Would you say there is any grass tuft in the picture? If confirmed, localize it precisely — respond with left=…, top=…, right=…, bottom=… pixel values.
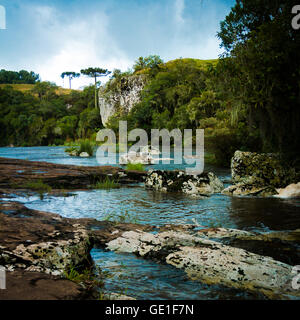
left=125, top=163, right=146, bottom=172
left=78, top=139, right=94, bottom=156
left=94, top=177, right=120, bottom=189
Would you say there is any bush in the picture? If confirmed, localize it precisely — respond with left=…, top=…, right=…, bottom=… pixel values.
left=78, top=139, right=94, bottom=156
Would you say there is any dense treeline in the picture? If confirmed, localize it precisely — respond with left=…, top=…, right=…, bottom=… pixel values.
left=0, top=69, right=40, bottom=84
left=0, top=83, right=101, bottom=146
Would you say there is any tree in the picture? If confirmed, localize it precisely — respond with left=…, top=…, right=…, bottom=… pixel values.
left=61, top=72, right=80, bottom=89
left=133, top=55, right=164, bottom=73
left=80, top=68, right=111, bottom=109
left=31, top=81, right=58, bottom=101
left=217, top=0, right=300, bottom=161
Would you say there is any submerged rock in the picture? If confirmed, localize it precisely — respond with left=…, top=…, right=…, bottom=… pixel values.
left=145, top=170, right=224, bottom=196
left=223, top=151, right=299, bottom=197
left=106, top=229, right=299, bottom=299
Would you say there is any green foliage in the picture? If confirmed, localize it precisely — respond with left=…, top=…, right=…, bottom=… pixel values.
left=78, top=139, right=95, bottom=156
left=94, top=177, right=120, bottom=189
left=133, top=55, right=164, bottom=73
left=64, top=266, right=105, bottom=291
left=0, top=78, right=101, bottom=147
left=125, top=163, right=146, bottom=172
left=0, top=69, right=40, bottom=84
left=21, top=180, right=52, bottom=192
left=217, top=0, right=300, bottom=161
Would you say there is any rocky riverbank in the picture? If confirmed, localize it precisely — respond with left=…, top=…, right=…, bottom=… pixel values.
left=0, top=157, right=146, bottom=190
left=0, top=200, right=152, bottom=300
left=1, top=198, right=299, bottom=300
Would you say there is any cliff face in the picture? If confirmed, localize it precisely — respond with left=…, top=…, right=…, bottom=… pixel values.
left=98, top=74, right=147, bottom=127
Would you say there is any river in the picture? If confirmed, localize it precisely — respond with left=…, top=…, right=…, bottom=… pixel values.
left=0, top=146, right=299, bottom=299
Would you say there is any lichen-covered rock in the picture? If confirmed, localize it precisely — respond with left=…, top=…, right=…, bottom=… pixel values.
left=99, top=75, right=147, bottom=127
left=223, top=151, right=299, bottom=197
left=145, top=170, right=224, bottom=196
left=231, top=151, right=298, bottom=187
left=106, top=229, right=299, bottom=299
left=0, top=202, right=92, bottom=276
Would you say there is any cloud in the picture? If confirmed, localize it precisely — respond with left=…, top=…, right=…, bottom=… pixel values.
left=0, top=0, right=235, bottom=89
left=174, top=0, right=185, bottom=25
left=28, top=5, right=131, bottom=89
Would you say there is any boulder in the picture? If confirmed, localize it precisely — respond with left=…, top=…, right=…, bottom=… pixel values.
left=223, top=151, right=299, bottom=196
left=79, top=152, right=90, bottom=158
left=0, top=202, right=92, bottom=276
left=145, top=170, right=224, bottom=196
left=275, top=182, right=300, bottom=199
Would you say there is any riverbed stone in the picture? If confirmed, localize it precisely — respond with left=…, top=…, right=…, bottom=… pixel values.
left=145, top=170, right=224, bottom=196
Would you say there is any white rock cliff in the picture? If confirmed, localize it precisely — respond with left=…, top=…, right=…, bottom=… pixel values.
left=98, top=74, right=147, bottom=127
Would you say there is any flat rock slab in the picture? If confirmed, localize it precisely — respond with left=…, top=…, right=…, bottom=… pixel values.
left=0, top=157, right=145, bottom=189
left=107, top=229, right=300, bottom=299
left=0, top=269, right=86, bottom=300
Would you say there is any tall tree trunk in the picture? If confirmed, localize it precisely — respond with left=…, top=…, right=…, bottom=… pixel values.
left=69, top=76, right=72, bottom=89
left=94, top=75, right=98, bottom=109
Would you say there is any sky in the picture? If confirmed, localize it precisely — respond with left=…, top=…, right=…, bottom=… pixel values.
left=0, top=0, right=236, bottom=89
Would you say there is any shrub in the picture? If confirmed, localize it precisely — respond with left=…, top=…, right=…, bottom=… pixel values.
left=125, top=163, right=146, bottom=172
left=78, top=139, right=94, bottom=156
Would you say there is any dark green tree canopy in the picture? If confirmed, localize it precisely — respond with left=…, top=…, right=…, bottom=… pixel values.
left=61, top=72, right=80, bottom=89
left=0, top=69, right=40, bottom=84
left=80, top=68, right=111, bottom=81
left=61, top=72, right=80, bottom=79
left=133, top=55, right=164, bottom=73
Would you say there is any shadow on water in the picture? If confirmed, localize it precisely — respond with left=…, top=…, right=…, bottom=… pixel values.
left=228, top=196, right=300, bottom=232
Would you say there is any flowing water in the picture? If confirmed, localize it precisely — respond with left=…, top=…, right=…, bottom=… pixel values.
left=1, top=146, right=299, bottom=300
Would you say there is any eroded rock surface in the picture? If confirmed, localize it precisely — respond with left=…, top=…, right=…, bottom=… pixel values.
left=99, top=75, right=147, bottom=127
left=145, top=170, right=224, bottom=196
left=0, top=201, right=92, bottom=276
left=106, top=228, right=300, bottom=299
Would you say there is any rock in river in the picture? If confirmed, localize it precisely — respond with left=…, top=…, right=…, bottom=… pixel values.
left=145, top=170, right=224, bottom=196
left=223, top=151, right=299, bottom=197
left=106, top=229, right=300, bottom=299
